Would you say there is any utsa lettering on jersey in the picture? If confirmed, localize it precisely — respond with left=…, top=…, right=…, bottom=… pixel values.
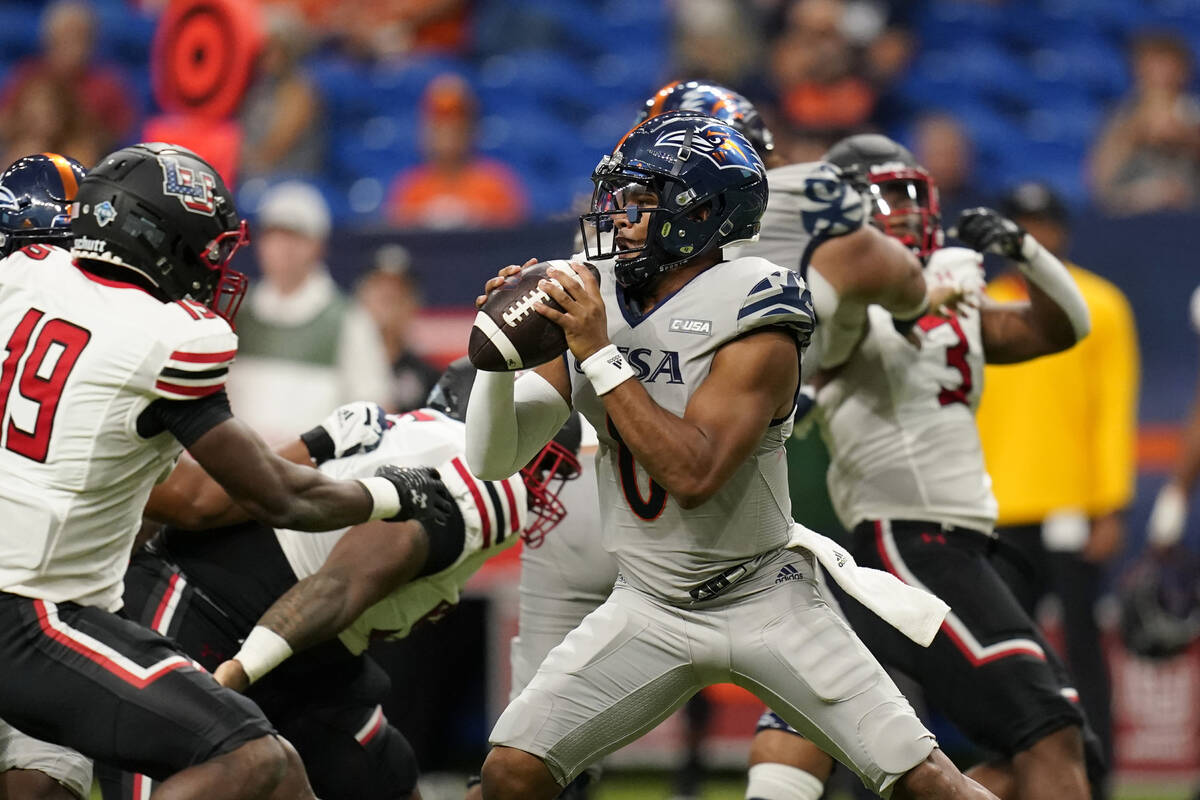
left=466, top=112, right=997, bottom=800
left=107, top=363, right=581, bottom=800
left=0, top=142, right=447, bottom=800
left=744, top=134, right=1103, bottom=800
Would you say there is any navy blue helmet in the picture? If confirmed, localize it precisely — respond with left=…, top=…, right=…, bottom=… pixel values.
left=580, top=110, right=768, bottom=290
left=637, top=80, right=774, bottom=160
left=0, top=153, right=87, bottom=257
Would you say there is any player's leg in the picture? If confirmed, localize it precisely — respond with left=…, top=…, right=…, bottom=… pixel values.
left=0, top=593, right=314, bottom=800
left=481, top=586, right=704, bottom=800
left=851, top=522, right=1093, bottom=800
left=745, top=713, right=829, bottom=800
left=0, top=718, right=92, bottom=800
left=729, top=553, right=994, bottom=799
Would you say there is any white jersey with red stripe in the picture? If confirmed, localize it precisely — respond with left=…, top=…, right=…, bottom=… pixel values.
left=816, top=247, right=997, bottom=533
left=567, top=255, right=815, bottom=604
left=274, top=409, right=528, bottom=655
left=0, top=245, right=236, bottom=610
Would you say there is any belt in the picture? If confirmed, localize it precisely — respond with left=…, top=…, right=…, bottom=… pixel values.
left=688, top=559, right=755, bottom=603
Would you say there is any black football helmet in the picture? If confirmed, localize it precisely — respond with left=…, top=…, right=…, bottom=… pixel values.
left=824, top=133, right=942, bottom=259
left=580, top=110, right=768, bottom=290
left=636, top=80, right=774, bottom=160
left=0, top=153, right=87, bottom=257
left=69, top=143, right=249, bottom=324
left=425, top=356, right=582, bottom=547
left=1119, top=548, right=1200, bottom=659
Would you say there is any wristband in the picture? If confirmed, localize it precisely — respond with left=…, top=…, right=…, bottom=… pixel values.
left=299, top=426, right=335, bottom=464
left=234, top=626, right=293, bottom=684
left=580, top=344, right=635, bottom=396
left=359, top=476, right=402, bottom=521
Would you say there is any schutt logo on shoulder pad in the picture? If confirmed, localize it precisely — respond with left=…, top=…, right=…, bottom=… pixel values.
left=669, top=318, right=712, bottom=336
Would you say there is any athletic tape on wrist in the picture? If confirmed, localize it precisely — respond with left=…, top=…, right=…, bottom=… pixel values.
left=359, top=476, right=402, bottom=520
left=581, top=344, right=635, bottom=396
left=235, top=626, right=293, bottom=684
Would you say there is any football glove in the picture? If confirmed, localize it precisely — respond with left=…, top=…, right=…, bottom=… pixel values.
left=301, top=401, right=393, bottom=465
left=374, top=465, right=457, bottom=527
left=951, top=207, right=1028, bottom=261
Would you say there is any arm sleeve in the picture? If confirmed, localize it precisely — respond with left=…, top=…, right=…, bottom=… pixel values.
left=1086, top=283, right=1139, bottom=514
left=464, top=370, right=571, bottom=480
left=336, top=306, right=393, bottom=408
left=137, top=390, right=234, bottom=448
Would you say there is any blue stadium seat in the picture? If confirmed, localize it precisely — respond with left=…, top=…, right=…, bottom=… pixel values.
left=0, top=7, right=41, bottom=62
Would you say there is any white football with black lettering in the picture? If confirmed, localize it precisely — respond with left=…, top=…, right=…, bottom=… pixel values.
left=468, top=260, right=601, bottom=372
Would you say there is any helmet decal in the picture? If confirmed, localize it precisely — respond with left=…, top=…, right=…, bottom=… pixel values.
left=158, top=155, right=217, bottom=216
left=653, top=123, right=762, bottom=175
left=0, top=186, right=16, bottom=212
left=93, top=200, right=117, bottom=228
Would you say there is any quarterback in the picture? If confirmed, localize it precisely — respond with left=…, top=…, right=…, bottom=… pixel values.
left=466, top=112, right=996, bottom=800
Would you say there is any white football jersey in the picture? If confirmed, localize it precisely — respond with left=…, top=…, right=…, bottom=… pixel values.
left=274, top=409, right=528, bottom=655
left=728, top=161, right=869, bottom=378
left=567, top=256, right=814, bottom=604
left=0, top=246, right=236, bottom=610
left=815, top=247, right=997, bottom=532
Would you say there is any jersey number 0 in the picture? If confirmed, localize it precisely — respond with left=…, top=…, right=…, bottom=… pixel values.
left=606, top=416, right=669, bottom=520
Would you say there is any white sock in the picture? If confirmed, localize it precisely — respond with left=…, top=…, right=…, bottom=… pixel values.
left=746, top=762, right=825, bottom=800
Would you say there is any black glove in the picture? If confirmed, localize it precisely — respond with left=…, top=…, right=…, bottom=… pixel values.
left=952, top=207, right=1028, bottom=261
left=374, top=465, right=454, bottom=524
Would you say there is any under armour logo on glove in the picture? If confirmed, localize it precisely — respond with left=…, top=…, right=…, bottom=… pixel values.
left=301, top=401, right=394, bottom=465
left=375, top=465, right=455, bottom=525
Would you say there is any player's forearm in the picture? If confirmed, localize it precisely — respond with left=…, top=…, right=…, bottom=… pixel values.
left=234, top=457, right=375, bottom=531
left=255, top=571, right=359, bottom=653
left=465, top=370, right=569, bottom=479
left=600, top=380, right=722, bottom=508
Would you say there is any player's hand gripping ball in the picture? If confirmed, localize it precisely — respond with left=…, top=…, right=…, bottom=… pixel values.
left=470, top=259, right=601, bottom=371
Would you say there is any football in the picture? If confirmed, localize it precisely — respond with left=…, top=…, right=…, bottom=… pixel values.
left=468, top=260, right=601, bottom=371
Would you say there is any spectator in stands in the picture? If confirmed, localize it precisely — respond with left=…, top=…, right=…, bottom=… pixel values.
left=386, top=74, right=529, bottom=229
left=911, top=111, right=984, bottom=218
left=976, top=182, right=1140, bottom=787
left=672, top=0, right=762, bottom=90
left=1089, top=31, right=1200, bottom=215
left=226, top=181, right=392, bottom=443
left=264, top=0, right=468, bottom=61
left=238, top=7, right=323, bottom=180
left=355, top=244, right=440, bottom=411
left=0, top=0, right=135, bottom=167
left=768, top=0, right=879, bottom=137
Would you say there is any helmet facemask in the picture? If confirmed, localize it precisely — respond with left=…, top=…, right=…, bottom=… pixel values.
left=195, top=219, right=250, bottom=325
left=864, top=166, right=942, bottom=260
left=519, top=439, right=582, bottom=548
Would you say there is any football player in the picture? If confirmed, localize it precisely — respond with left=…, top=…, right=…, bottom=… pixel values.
left=0, top=142, right=452, bottom=800
left=738, top=135, right=1101, bottom=800
left=467, top=112, right=997, bottom=800
left=475, top=82, right=960, bottom=800
left=102, top=360, right=581, bottom=800
left=0, top=152, right=92, bottom=800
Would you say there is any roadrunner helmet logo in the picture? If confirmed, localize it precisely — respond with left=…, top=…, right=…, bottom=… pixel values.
left=653, top=123, right=762, bottom=175
left=158, top=155, right=217, bottom=216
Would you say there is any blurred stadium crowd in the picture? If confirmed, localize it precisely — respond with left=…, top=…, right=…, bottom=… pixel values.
left=6, top=0, right=1200, bottom=224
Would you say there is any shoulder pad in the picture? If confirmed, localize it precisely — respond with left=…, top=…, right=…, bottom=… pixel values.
left=735, top=268, right=815, bottom=349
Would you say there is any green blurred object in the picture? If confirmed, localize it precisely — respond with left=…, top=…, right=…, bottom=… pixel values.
left=786, top=427, right=848, bottom=546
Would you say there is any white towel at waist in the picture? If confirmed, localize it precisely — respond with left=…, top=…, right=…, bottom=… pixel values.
left=786, top=522, right=949, bottom=647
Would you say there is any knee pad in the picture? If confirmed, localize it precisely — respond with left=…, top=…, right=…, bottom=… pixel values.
left=364, top=723, right=420, bottom=798
left=857, top=702, right=936, bottom=781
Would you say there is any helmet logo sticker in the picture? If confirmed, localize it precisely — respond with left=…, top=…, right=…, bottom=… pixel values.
left=653, top=123, right=761, bottom=174
left=0, top=186, right=17, bottom=212
left=93, top=200, right=117, bottom=227
left=158, top=155, right=217, bottom=216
